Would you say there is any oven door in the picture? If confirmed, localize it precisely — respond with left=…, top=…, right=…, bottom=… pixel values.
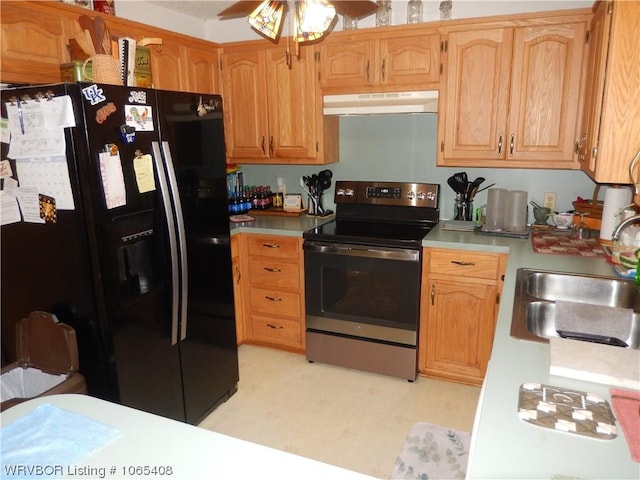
left=303, top=241, right=421, bottom=346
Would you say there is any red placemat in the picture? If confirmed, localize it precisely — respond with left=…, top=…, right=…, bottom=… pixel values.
left=531, top=231, right=605, bottom=256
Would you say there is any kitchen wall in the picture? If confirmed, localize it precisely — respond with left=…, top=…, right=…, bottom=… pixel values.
left=237, top=114, right=597, bottom=221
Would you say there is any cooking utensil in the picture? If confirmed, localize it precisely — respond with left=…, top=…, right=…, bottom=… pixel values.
left=447, top=176, right=463, bottom=194
left=93, top=16, right=106, bottom=54
left=79, top=15, right=100, bottom=55
left=74, top=31, right=94, bottom=57
left=466, top=176, right=485, bottom=201
left=84, top=30, right=97, bottom=56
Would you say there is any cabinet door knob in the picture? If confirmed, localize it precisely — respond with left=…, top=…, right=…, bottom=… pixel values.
left=269, top=135, right=274, bottom=155
left=366, top=60, right=370, bottom=82
left=261, top=136, right=266, bottom=155
left=381, top=59, right=386, bottom=81
left=430, top=284, right=436, bottom=305
left=497, top=133, right=503, bottom=155
left=509, top=134, right=515, bottom=156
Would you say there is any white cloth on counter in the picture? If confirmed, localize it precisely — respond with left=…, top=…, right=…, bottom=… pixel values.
left=1, top=403, right=120, bottom=479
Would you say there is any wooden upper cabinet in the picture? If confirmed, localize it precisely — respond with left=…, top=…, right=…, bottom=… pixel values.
left=221, top=47, right=269, bottom=159
left=0, top=2, right=75, bottom=84
left=439, top=18, right=588, bottom=169
left=265, top=46, right=317, bottom=160
left=579, top=1, right=640, bottom=185
left=440, top=28, right=512, bottom=162
left=319, top=29, right=441, bottom=93
left=148, top=41, right=186, bottom=91
left=187, top=47, right=219, bottom=95
left=508, top=23, right=586, bottom=164
left=221, top=42, right=337, bottom=164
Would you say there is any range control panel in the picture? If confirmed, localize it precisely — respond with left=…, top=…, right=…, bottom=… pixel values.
left=334, top=181, right=439, bottom=208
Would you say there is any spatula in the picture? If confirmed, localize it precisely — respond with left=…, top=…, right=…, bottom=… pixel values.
left=93, top=16, right=106, bottom=54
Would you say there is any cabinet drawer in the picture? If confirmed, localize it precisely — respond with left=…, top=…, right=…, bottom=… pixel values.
left=250, top=314, right=302, bottom=347
left=248, top=259, right=300, bottom=290
left=246, top=235, right=299, bottom=260
left=429, top=249, right=500, bottom=280
left=250, top=287, right=301, bottom=318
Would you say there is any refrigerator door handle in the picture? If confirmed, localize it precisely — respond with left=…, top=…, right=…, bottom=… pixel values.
left=160, top=141, right=189, bottom=342
left=151, top=141, right=180, bottom=346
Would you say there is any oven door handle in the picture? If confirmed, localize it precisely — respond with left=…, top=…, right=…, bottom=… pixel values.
left=303, top=241, right=419, bottom=261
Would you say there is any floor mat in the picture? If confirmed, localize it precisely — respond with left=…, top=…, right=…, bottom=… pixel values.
left=389, top=422, right=470, bottom=479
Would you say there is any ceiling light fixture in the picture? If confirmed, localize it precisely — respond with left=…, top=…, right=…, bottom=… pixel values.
left=247, top=0, right=338, bottom=43
left=248, top=0, right=286, bottom=40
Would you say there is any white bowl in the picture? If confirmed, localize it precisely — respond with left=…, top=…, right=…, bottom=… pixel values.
left=552, top=212, right=574, bottom=229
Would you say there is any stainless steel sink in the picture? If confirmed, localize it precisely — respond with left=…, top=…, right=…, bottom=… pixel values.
left=510, top=268, right=640, bottom=349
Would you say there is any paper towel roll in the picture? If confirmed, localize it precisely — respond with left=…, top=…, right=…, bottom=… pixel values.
left=600, top=186, right=633, bottom=241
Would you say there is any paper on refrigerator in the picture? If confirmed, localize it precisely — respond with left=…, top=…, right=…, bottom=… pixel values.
left=99, top=151, right=127, bottom=209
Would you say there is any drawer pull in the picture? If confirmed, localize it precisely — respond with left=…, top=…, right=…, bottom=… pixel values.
left=450, top=260, right=475, bottom=266
left=267, top=323, right=283, bottom=329
left=264, top=266, right=282, bottom=273
left=431, top=284, right=435, bottom=305
left=262, top=243, right=280, bottom=249
left=265, top=295, right=282, bottom=302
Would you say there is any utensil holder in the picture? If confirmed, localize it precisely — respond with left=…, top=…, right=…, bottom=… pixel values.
left=308, top=194, right=323, bottom=216
left=454, top=193, right=473, bottom=221
left=83, top=54, right=123, bottom=85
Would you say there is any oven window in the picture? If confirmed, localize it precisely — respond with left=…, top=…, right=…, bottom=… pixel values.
left=306, top=251, right=421, bottom=331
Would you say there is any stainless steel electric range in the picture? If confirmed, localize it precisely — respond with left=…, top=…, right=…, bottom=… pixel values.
left=303, top=181, right=440, bottom=381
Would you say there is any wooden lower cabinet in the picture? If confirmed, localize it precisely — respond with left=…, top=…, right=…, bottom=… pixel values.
left=419, top=248, right=507, bottom=386
left=238, top=233, right=305, bottom=351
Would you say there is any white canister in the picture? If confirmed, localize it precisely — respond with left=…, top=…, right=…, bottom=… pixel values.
left=485, top=188, right=508, bottom=231
left=504, top=190, right=528, bottom=232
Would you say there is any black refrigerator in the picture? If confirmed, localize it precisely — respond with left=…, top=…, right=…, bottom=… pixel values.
left=0, top=83, right=239, bottom=424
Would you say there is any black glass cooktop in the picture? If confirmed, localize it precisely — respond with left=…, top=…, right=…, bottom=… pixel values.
left=303, top=219, right=435, bottom=249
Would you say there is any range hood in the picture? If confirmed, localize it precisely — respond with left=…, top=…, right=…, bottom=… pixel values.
left=323, top=90, right=438, bottom=115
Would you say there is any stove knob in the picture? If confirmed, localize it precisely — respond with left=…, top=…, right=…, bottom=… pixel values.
left=344, top=188, right=355, bottom=197
left=336, top=188, right=345, bottom=196
left=416, top=191, right=426, bottom=200
left=426, top=191, right=436, bottom=201
left=406, top=191, right=416, bottom=200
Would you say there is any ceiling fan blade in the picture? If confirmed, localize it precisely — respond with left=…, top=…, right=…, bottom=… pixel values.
left=332, top=1, right=378, bottom=19
left=217, top=1, right=265, bottom=19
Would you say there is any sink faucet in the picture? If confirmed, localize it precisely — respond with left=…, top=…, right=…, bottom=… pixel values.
left=611, top=214, right=640, bottom=242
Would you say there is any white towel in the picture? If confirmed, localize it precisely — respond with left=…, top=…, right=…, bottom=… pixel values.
left=555, top=300, right=633, bottom=344
left=1, top=403, right=120, bottom=479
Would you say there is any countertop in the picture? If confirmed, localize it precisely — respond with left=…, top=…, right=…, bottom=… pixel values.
left=230, top=215, right=639, bottom=478
left=426, top=227, right=637, bottom=479
left=0, top=394, right=376, bottom=480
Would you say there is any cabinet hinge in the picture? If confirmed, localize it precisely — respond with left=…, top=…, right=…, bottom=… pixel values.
left=585, top=30, right=590, bottom=44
